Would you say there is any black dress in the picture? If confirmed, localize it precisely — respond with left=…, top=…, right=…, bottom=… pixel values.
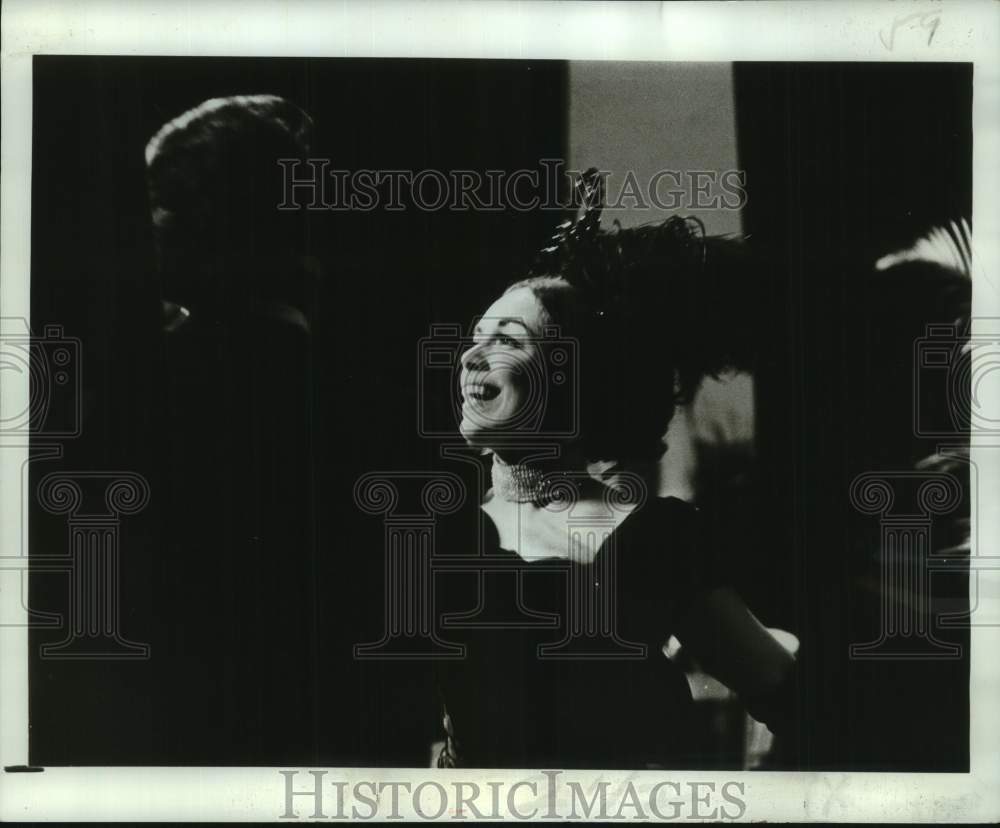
left=432, top=487, right=719, bottom=769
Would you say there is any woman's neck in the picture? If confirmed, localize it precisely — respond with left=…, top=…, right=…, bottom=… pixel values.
left=488, top=447, right=591, bottom=505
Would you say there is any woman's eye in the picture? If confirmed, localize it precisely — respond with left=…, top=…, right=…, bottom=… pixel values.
left=470, top=330, right=521, bottom=348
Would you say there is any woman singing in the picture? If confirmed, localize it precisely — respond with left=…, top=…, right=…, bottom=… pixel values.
left=431, top=170, right=797, bottom=769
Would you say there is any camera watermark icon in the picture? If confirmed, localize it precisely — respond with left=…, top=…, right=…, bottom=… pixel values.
left=0, top=320, right=82, bottom=438
left=416, top=322, right=579, bottom=443
left=914, top=318, right=1000, bottom=437
left=31, top=471, right=151, bottom=659
left=848, top=470, right=964, bottom=660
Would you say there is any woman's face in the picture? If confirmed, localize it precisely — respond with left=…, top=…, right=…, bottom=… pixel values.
left=458, top=287, right=548, bottom=446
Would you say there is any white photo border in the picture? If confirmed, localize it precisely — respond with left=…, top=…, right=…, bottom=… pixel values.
left=2, top=0, right=998, bottom=822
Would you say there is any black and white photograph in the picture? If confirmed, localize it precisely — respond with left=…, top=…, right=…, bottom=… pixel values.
left=1, top=0, right=998, bottom=822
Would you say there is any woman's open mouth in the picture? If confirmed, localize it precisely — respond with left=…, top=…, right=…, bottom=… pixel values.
left=463, top=382, right=501, bottom=403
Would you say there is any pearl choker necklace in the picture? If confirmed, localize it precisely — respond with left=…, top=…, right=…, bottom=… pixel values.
left=490, top=453, right=557, bottom=504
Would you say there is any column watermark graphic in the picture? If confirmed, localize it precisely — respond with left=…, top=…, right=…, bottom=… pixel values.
left=355, top=465, right=652, bottom=662
left=849, top=470, right=963, bottom=659
left=35, top=472, right=151, bottom=659
left=353, top=471, right=467, bottom=659
left=537, top=472, right=648, bottom=660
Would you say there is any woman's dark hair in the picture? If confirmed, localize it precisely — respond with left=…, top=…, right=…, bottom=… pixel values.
left=508, top=204, right=758, bottom=467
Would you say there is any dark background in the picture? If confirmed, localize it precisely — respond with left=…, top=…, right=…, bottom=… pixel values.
left=734, top=62, right=972, bottom=770
left=29, top=58, right=970, bottom=769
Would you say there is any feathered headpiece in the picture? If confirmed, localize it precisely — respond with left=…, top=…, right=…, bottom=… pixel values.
left=532, top=167, right=607, bottom=290
left=529, top=167, right=709, bottom=326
